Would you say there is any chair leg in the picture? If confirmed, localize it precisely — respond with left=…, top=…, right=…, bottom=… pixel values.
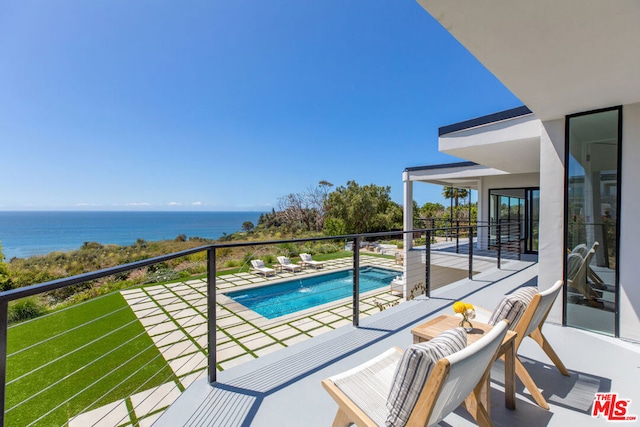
left=463, top=392, right=493, bottom=427
left=515, top=357, right=549, bottom=410
left=529, top=328, right=570, bottom=376
left=331, top=408, right=353, bottom=427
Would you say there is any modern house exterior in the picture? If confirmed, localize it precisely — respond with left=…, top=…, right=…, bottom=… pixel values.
left=403, top=0, right=640, bottom=342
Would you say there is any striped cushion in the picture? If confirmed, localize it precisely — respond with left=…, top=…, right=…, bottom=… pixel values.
left=386, top=328, right=467, bottom=427
left=488, top=286, right=537, bottom=328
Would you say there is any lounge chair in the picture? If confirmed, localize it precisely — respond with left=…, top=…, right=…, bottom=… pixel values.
left=299, top=253, right=324, bottom=269
left=322, top=321, right=509, bottom=427
left=277, top=256, right=302, bottom=273
left=475, top=280, right=569, bottom=410
left=390, top=274, right=405, bottom=296
left=250, top=259, right=276, bottom=277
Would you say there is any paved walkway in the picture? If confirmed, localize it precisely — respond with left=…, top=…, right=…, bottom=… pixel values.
left=68, top=253, right=492, bottom=426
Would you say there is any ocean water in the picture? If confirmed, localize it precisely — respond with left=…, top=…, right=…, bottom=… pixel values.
left=0, top=211, right=264, bottom=259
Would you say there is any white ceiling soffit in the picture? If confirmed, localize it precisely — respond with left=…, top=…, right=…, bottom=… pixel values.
left=439, top=114, right=541, bottom=173
left=417, top=0, right=640, bottom=121
left=405, top=164, right=507, bottom=189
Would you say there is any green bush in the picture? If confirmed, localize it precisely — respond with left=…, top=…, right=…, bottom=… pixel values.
left=8, top=296, right=46, bottom=323
left=224, top=259, right=241, bottom=268
left=276, top=243, right=299, bottom=257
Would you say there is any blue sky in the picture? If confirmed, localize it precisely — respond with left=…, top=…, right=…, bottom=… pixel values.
left=0, top=1, right=522, bottom=211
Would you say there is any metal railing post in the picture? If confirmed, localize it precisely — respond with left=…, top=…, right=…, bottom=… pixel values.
left=353, top=237, right=360, bottom=327
left=468, top=226, right=474, bottom=280
left=207, top=247, right=217, bottom=384
left=455, top=220, right=460, bottom=253
left=497, top=223, right=502, bottom=269
left=0, top=300, right=7, bottom=427
left=425, top=230, right=431, bottom=298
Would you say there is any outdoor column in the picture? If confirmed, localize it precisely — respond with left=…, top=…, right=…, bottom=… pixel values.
left=403, top=173, right=414, bottom=298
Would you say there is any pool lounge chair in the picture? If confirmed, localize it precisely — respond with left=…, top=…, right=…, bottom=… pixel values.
left=250, top=259, right=276, bottom=277
left=277, top=256, right=302, bottom=273
left=322, top=321, right=509, bottom=427
left=299, top=253, right=324, bottom=269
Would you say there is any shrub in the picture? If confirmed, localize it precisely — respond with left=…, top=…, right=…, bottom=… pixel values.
left=224, top=260, right=241, bottom=268
left=8, top=296, right=46, bottom=323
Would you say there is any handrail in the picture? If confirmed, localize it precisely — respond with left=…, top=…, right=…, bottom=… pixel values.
left=0, top=222, right=523, bottom=426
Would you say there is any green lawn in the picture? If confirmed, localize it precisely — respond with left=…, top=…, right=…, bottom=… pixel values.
left=5, top=292, right=177, bottom=426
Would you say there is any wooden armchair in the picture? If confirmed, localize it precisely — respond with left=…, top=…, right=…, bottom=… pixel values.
left=322, top=321, right=509, bottom=427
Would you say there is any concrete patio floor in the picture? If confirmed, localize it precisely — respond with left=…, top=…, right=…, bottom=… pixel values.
left=155, top=260, right=640, bottom=426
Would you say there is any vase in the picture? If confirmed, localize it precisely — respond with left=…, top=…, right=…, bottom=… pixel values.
left=459, top=314, right=473, bottom=332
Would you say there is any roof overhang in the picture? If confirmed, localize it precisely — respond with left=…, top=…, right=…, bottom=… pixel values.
left=417, top=0, right=640, bottom=120
left=439, top=112, right=541, bottom=174
left=404, top=162, right=508, bottom=190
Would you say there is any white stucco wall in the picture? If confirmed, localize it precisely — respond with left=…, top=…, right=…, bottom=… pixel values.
left=619, top=102, right=640, bottom=341
left=537, top=119, right=565, bottom=324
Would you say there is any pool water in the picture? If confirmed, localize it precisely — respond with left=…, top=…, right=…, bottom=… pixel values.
left=224, top=266, right=399, bottom=319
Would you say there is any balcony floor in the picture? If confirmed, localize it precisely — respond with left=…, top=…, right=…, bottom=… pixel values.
left=155, top=261, right=640, bottom=426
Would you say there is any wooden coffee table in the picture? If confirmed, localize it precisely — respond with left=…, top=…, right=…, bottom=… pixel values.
left=411, top=314, right=517, bottom=412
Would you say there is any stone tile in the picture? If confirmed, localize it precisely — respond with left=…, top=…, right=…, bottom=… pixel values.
left=216, top=315, right=244, bottom=328
left=195, top=334, right=208, bottom=348
left=237, top=333, right=276, bottom=350
left=133, top=308, right=163, bottom=318
left=329, top=318, right=353, bottom=329
left=138, top=313, right=170, bottom=327
left=289, top=318, right=323, bottom=332
left=138, top=412, right=162, bottom=427
left=68, top=399, right=130, bottom=427
left=219, top=353, right=255, bottom=371
left=152, top=329, right=188, bottom=347
left=310, top=312, right=343, bottom=324
left=307, top=326, right=334, bottom=337
left=183, top=293, right=205, bottom=302
left=216, top=341, right=247, bottom=361
left=146, top=321, right=178, bottom=336
left=172, top=308, right=200, bottom=320
left=131, top=382, right=182, bottom=418
left=168, top=352, right=207, bottom=377
left=165, top=301, right=189, bottom=312
left=282, top=334, right=311, bottom=347
left=160, top=339, right=198, bottom=361
left=254, top=343, right=286, bottom=357
left=132, top=301, right=160, bottom=311
left=145, top=286, right=169, bottom=295
left=265, top=325, right=299, bottom=341
left=185, top=323, right=208, bottom=337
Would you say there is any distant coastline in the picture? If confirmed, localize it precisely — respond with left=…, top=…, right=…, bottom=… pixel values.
left=0, top=211, right=264, bottom=259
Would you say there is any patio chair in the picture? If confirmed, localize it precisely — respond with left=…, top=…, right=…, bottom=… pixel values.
left=277, top=256, right=302, bottom=273
left=567, top=250, right=604, bottom=306
left=250, top=259, right=276, bottom=277
left=479, top=280, right=569, bottom=410
left=299, top=253, right=324, bottom=269
left=571, top=242, right=605, bottom=289
left=322, top=321, right=509, bottom=427
left=390, top=274, right=405, bottom=296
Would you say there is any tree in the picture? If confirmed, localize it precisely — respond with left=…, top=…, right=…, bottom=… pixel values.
left=0, top=244, right=13, bottom=291
left=324, top=181, right=402, bottom=235
left=277, top=181, right=333, bottom=232
left=242, top=221, right=255, bottom=232
left=442, top=187, right=469, bottom=219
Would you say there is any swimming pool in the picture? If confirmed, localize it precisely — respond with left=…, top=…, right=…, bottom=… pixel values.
left=224, top=266, right=399, bottom=319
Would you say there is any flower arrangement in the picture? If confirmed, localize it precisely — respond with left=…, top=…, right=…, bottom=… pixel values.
left=453, top=301, right=476, bottom=331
